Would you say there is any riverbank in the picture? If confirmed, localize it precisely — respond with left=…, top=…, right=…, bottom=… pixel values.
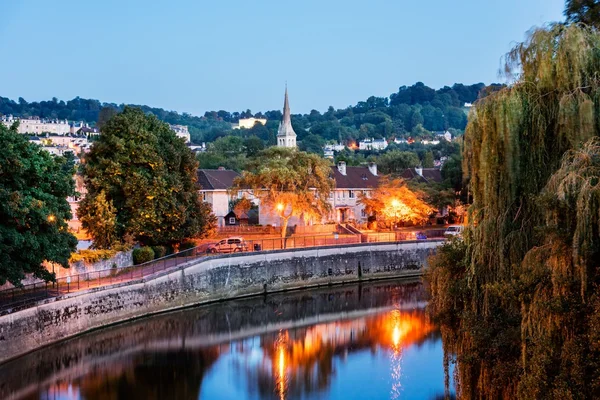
left=0, top=240, right=442, bottom=364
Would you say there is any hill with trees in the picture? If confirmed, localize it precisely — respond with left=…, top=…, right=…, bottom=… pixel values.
left=0, top=82, right=501, bottom=145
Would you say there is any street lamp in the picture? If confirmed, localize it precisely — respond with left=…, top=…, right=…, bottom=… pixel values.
left=47, top=214, right=56, bottom=223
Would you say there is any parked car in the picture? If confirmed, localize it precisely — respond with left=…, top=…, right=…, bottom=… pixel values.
left=415, top=232, right=428, bottom=240
left=444, top=225, right=464, bottom=237
left=206, top=237, right=249, bottom=253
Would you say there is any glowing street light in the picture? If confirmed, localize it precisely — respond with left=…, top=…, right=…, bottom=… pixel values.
left=47, top=214, right=56, bottom=223
left=276, top=203, right=284, bottom=212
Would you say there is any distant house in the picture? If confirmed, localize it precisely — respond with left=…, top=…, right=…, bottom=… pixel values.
left=359, top=138, right=388, bottom=151
left=197, top=168, right=241, bottom=227
left=400, top=167, right=443, bottom=184
left=169, top=124, right=191, bottom=143
left=2, top=115, right=70, bottom=135
left=232, top=117, right=267, bottom=130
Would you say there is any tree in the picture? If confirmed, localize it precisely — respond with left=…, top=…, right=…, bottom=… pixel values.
left=422, top=151, right=434, bottom=168
left=77, top=190, right=118, bottom=249
left=565, top=0, right=600, bottom=27
left=244, top=136, right=264, bottom=157
left=233, top=148, right=333, bottom=240
left=359, top=177, right=434, bottom=229
left=0, top=124, right=77, bottom=285
left=299, top=134, right=325, bottom=154
left=97, top=106, right=118, bottom=131
left=79, top=107, right=216, bottom=247
left=377, top=150, right=420, bottom=175
left=427, top=24, right=600, bottom=397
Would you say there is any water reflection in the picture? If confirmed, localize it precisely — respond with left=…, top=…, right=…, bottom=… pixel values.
left=2, top=280, right=452, bottom=400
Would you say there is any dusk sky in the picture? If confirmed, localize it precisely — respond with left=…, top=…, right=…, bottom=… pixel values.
left=0, top=0, right=565, bottom=115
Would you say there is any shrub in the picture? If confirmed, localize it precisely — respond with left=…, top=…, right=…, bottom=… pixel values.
left=152, top=245, right=167, bottom=259
left=70, top=249, right=117, bottom=264
left=179, top=241, right=196, bottom=251
left=133, top=247, right=155, bottom=265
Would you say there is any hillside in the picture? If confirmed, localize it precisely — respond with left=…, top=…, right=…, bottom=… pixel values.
left=0, top=82, right=502, bottom=145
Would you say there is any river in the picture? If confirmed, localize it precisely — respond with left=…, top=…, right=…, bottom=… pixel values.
left=0, top=279, right=454, bottom=400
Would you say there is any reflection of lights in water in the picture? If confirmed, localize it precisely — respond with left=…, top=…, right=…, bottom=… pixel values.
left=275, top=331, right=288, bottom=400
left=390, top=310, right=404, bottom=399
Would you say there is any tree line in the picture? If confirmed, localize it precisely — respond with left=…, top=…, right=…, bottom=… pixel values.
left=0, top=82, right=501, bottom=146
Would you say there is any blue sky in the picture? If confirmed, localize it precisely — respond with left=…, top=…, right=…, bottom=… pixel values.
left=0, top=0, right=564, bottom=115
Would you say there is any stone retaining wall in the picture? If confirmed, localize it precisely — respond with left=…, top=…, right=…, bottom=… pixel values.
left=0, top=240, right=442, bottom=364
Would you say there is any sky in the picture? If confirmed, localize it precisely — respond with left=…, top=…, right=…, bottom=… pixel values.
left=0, top=0, right=565, bottom=115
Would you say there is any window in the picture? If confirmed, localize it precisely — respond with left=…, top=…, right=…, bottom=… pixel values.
left=229, top=217, right=236, bottom=224
left=349, top=190, right=355, bottom=199
left=201, top=191, right=207, bottom=201
left=228, top=238, right=241, bottom=244
left=361, top=209, right=367, bottom=218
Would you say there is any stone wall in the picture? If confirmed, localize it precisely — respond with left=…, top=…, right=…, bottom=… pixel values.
left=0, top=240, right=442, bottom=364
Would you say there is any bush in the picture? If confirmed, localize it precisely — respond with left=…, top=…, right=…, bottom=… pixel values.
left=179, top=241, right=196, bottom=251
left=70, top=249, right=117, bottom=263
left=133, top=247, right=155, bottom=265
left=152, top=246, right=167, bottom=259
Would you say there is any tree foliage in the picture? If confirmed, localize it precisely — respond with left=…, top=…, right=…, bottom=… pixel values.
left=0, top=124, right=77, bottom=285
left=359, top=177, right=434, bottom=228
left=427, top=24, right=600, bottom=398
left=565, top=0, right=600, bottom=27
left=79, top=107, right=216, bottom=247
left=233, top=148, right=333, bottom=238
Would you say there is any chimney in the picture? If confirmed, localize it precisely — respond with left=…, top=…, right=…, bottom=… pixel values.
left=368, top=162, right=377, bottom=176
left=415, top=166, right=423, bottom=177
left=337, top=161, right=347, bottom=176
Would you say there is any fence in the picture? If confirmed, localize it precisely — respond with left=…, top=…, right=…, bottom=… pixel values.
left=0, top=231, right=445, bottom=315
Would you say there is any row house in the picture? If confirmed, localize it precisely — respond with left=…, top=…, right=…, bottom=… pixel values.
left=198, top=162, right=380, bottom=228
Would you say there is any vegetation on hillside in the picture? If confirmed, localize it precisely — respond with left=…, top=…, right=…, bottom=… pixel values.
left=427, top=23, right=600, bottom=398
left=0, top=124, right=77, bottom=285
left=0, top=82, right=499, bottom=145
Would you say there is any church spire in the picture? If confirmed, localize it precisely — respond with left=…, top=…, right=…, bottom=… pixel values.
left=282, top=84, right=291, bottom=126
left=277, top=84, right=297, bottom=148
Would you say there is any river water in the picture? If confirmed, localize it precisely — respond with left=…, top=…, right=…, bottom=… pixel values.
left=0, top=279, right=454, bottom=400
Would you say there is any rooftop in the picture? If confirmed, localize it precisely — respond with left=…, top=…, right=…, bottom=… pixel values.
left=197, top=168, right=240, bottom=190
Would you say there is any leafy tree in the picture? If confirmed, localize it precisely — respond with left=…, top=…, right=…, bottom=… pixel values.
left=78, top=190, right=118, bottom=249
left=244, top=136, right=264, bottom=157
left=428, top=24, right=600, bottom=397
left=97, top=106, right=118, bottom=131
left=299, top=134, right=325, bottom=154
left=0, top=124, right=77, bottom=285
left=358, top=177, right=434, bottom=229
left=422, top=151, right=434, bottom=168
left=79, top=107, right=216, bottom=247
left=565, top=0, right=600, bottom=27
left=233, top=148, right=333, bottom=239
left=377, top=150, right=420, bottom=175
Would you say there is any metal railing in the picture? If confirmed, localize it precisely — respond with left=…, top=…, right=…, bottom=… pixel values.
left=0, top=230, right=444, bottom=315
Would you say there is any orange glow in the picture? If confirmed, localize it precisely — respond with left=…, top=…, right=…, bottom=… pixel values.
left=47, top=214, right=56, bottom=223
left=276, top=203, right=284, bottom=212
left=267, top=310, right=434, bottom=397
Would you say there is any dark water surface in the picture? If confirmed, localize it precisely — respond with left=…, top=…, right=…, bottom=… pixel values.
left=0, top=279, right=454, bottom=400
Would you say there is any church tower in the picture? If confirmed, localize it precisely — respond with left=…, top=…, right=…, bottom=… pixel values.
left=277, top=86, right=297, bottom=148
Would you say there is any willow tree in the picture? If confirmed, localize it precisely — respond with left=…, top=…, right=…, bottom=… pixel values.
left=233, top=147, right=333, bottom=239
left=428, top=24, right=600, bottom=399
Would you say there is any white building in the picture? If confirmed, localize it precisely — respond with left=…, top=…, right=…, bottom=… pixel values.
left=169, top=124, right=191, bottom=143
left=277, top=86, right=297, bottom=148
left=358, top=138, right=388, bottom=151
left=2, top=115, right=70, bottom=135
left=233, top=117, right=267, bottom=130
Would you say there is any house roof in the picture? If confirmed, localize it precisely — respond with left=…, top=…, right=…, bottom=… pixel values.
left=400, top=168, right=443, bottom=184
left=331, top=166, right=380, bottom=189
left=197, top=169, right=240, bottom=190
